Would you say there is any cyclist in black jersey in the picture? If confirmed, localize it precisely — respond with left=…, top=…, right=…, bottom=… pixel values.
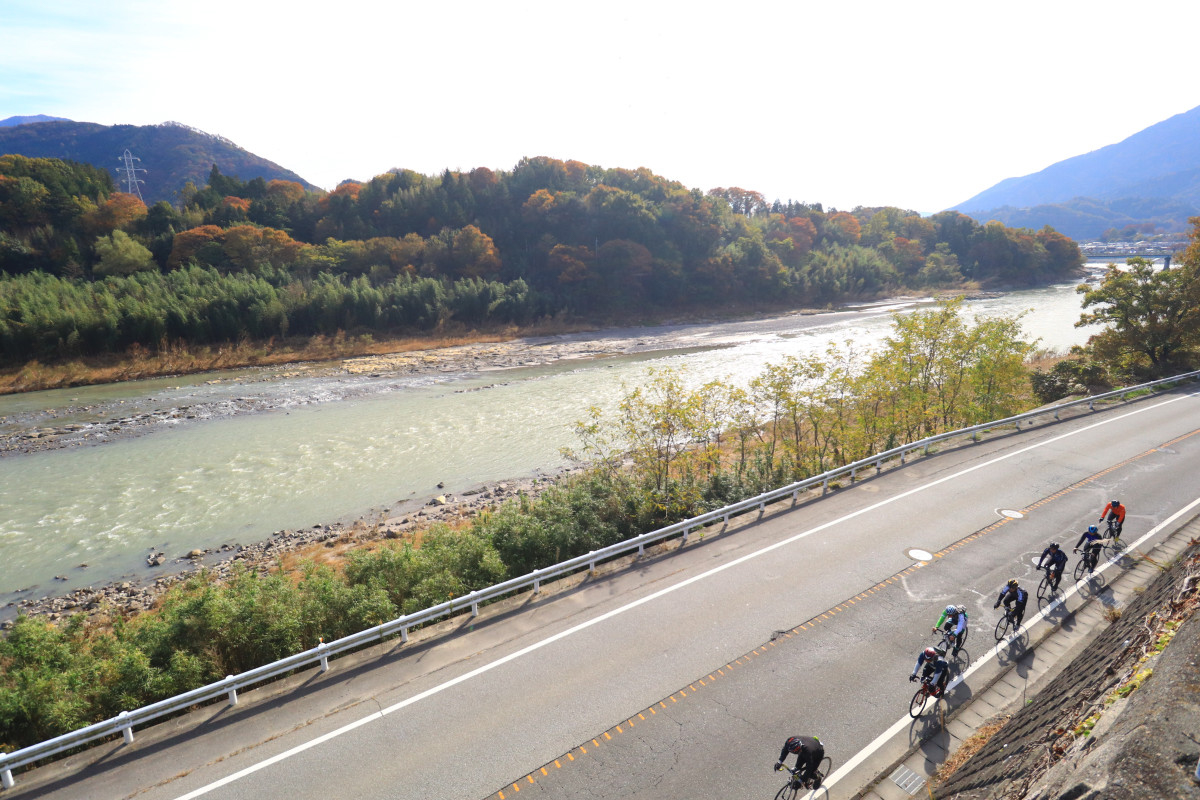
left=774, top=735, right=825, bottom=789
left=1036, top=543, right=1068, bottom=590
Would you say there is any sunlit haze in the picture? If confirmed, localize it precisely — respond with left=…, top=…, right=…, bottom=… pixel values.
left=3, top=0, right=1197, bottom=212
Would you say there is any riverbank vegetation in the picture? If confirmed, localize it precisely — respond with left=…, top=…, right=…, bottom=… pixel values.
left=1029, top=216, right=1200, bottom=402
left=0, top=155, right=1083, bottom=391
left=0, top=299, right=1043, bottom=751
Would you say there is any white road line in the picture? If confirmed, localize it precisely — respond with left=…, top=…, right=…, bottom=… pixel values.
left=820, top=491, right=1200, bottom=792
left=172, top=393, right=1196, bottom=799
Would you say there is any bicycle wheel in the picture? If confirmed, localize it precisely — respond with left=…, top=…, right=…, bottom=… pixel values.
left=910, top=685, right=929, bottom=717
left=994, top=612, right=1011, bottom=641
left=1036, top=573, right=1050, bottom=600
left=1073, top=557, right=1088, bottom=581
left=774, top=780, right=799, bottom=800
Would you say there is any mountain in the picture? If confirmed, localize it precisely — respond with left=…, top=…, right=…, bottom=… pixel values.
left=0, top=114, right=72, bottom=127
left=951, top=105, right=1200, bottom=240
left=0, top=119, right=320, bottom=204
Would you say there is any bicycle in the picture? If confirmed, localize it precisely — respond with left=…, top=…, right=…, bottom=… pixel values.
left=773, top=757, right=832, bottom=799
left=1036, top=565, right=1062, bottom=600
left=909, top=672, right=945, bottom=718
left=1103, top=519, right=1124, bottom=554
left=933, top=625, right=966, bottom=657
left=994, top=604, right=1022, bottom=641
left=1074, top=544, right=1100, bottom=579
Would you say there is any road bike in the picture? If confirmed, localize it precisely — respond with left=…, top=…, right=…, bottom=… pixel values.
left=909, top=673, right=945, bottom=718
left=994, top=603, right=1023, bottom=641
left=1074, top=545, right=1100, bottom=579
left=773, top=757, right=832, bottom=799
left=1105, top=519, right=1125, bottom=552
left=933, top=625, right=966, bottom=657
left=1036, top=565, right=1062, bottom=600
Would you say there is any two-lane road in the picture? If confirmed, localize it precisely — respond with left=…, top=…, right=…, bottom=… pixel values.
left=16, top=386, right=1200, bottom=800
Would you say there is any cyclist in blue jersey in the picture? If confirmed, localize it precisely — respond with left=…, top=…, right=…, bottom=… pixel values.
left=1036, top=542, right=1068, bottom=591
left=909, top=646, right=950, bottom=696
left=931, top=604, right=968, bottom=656
left=993, top=579, right=1029, bottom=627
left=1075, top=525, right=1104, bottom=570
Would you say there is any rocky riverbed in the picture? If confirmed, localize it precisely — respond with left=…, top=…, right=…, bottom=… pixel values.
left=1, top=471, right=572, bottom=626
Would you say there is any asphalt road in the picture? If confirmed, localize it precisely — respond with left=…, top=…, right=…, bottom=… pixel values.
left=14, top=385, right=1200, bottom=800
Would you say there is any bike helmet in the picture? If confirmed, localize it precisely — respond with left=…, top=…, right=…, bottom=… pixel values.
left=1111, top=499, right=1120, bottom=507
left=923, top=646, right=938, bottom=659
left=1087, top=525, right=1098, bottom=534
left=1048, top=542, right=1059, bottom=549
left=1007, top=578, right=1019, bottom=587
left=784, top=736, right=802, bottom=753
left=945, top=604, right=956, bottom=614
left=956, top=605, right=967, bottom=614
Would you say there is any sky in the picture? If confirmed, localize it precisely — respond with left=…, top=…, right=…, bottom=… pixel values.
left=2, top=0, right=1198, bottom=213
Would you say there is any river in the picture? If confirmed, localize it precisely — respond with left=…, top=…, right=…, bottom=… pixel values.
left=0, top=271, right=1108, bottom=604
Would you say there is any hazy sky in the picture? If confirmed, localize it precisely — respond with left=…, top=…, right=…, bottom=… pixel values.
left=2, top=0, right=1197, bottom=212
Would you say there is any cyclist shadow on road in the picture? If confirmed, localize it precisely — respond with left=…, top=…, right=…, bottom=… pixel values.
left=1037, top=593, right=1071, bottom=630
left=995, top=629, right=1030, bottom=669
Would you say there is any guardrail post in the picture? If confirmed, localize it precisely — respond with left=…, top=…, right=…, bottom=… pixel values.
left=792, top=488, right=799, bottom=501
left=118, top=710, right=134, bottom=744
left=875, top=459, right=882, bottom=475
left=533, top=577, right=541, bottom=593
left=471, top=597, right=479, bottom=617
left=850, top=467, right=857, bottom=481
left=226, top=677, right=238, bottom=707
left=637, top=541, right=645, bottom=555
left=758, top=502, right=765, bottom=513
left=401, top=626, right=409, bottom=644
left=723, top=513, right=729, bottom=524
left=900, top=449, right=907, bottom=464
left=1088, top=400, right=1094, bottom=411
left=972, top=430, right=979, bottom=442
left=2, top=767, right=13, bottom=789
left=588, top=558, right=596, bottom=574
left=318, top=640, right=329, bottom=672
left=822, top=477, right=829, bottom=495
left=1015, top=420, right=1020, bottom=430
left=1054, top=409, right=1060, bottom=420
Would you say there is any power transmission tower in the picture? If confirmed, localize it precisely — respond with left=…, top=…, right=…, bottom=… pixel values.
left=118, top=149, right=146, bottom=202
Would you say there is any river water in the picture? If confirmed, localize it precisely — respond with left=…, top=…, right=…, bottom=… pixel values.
left=0, top=271, right=1107, bottom=602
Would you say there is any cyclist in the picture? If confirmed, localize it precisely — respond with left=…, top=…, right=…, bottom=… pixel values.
left=1074, top=525, right=1104, bottom=570
left=931, top=604, right=968, bottom=655
left=993, top=579, right=1029, bottom=628
left=909, top=645, right=950, bottom=697
left=774, top=735, right=825, bottom=789
left=1035, top=542, right=1067, bottom=591
left=1099, top=499, right=1126, bottom=539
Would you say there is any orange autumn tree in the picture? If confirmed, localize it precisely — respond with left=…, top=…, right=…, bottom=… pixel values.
left=222, top=225, right=307, bottom=271
left=81, top=192, right=147, bottom=236
left=167, top=225, right=224, bottom=268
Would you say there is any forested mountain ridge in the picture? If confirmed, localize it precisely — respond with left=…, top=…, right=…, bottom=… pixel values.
left=0, top=154, right=1083, bottom=364
left=0, top=118, right=318, bottom=204
left=952, top=104, right=1200, bottom=240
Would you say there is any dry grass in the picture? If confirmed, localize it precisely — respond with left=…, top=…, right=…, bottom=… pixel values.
left=0, top=320, right=596, bottom=395
left=934, top=716, right=1011, bottom=783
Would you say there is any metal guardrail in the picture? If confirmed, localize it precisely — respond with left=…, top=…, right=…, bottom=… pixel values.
left=2, top=368, right=1199, bottom=788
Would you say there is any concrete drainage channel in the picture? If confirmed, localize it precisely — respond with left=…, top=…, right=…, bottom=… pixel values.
left=841, top=504, right=1200, bottom=800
